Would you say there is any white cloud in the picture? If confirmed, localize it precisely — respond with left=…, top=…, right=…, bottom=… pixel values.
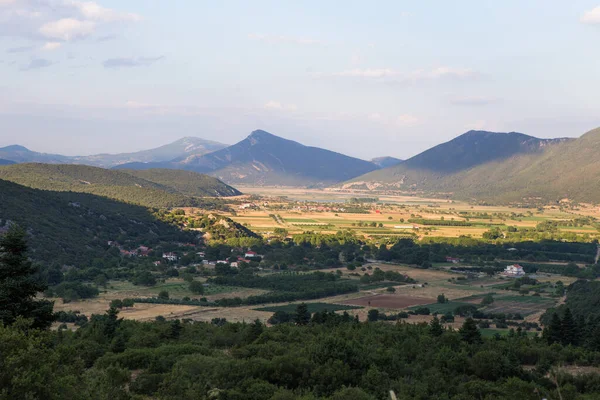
left=41, top=41, right=61, bottom=50
left=39, top=18, right=95, bottom=40
left=396, top=114, right=419, bottom=127
left=264, top=101, right=298, bottom=111
left=367, top=112, right=383, bottom=121
left=581, top=6, right=600, bottom=24
left=325, top=66, right=478, bottom=83
left=1, top=1, right=141, bottom=42
left=248, top=33, right=323, bottom=45
left=70, top=1, right=141, bottom=22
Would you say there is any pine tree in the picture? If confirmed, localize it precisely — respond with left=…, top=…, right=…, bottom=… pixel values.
left=0, top=225, right=54, bottom=329
left=429, top=315, right=444, bottom=337
left=367, top=309, right=380, bottom=322
left=170, top=319, right=183, bottom=339
left=544, top=313, right=562, bottom=344
left=103, top=306, right=121, bottom=339
left=246, top=319, right=264, bottom=342
left=294, top=303, right=310, bottom=325
left=459, top=317, right=482, bottom=344
left=561, top=307, right=577, bottom=345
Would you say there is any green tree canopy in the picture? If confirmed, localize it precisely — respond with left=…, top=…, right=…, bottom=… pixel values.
left=0, top=225, right=54, bottom=329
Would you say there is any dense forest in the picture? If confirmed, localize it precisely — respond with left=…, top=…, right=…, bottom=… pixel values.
left=0, top=179, right=196, bottom=266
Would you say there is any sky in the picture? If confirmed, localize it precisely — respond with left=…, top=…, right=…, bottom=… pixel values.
left=1, top=0, right=600, bottom=160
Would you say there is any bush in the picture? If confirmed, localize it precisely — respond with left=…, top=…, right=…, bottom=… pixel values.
left=189, top=281, right=204, bottom=295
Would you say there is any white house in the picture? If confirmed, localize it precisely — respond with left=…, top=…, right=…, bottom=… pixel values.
left=162, top=252, right=178, bottom=262
left=503, top=264, right=525, bottom=277
left=245, top=251, right=259, bottom=258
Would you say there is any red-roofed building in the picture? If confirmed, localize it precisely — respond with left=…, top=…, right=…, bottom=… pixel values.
left=503, top=264, right=525, bottom=276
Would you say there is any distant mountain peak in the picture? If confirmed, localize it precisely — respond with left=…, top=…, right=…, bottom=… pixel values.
left=0, top=145, right=30, bottom=152
left=247, top=129, right=291, bottom=147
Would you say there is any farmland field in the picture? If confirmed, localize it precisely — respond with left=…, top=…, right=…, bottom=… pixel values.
left=222, top=187, right=600, bottom=242
left=255, top=303, right=362, bottom=313
left=342, top=294, right=435, bottom=309
left=409, top=301, right=475, bottom=314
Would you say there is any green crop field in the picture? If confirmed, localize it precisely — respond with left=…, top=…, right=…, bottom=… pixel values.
left=493, top=295, right=554, bottom=304
left=410, top=301, right=474, bottom=314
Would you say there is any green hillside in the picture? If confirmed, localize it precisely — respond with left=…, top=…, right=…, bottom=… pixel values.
left=0, top=164, right=235, bottom=208
left=347, top=129, right=600, bottom=203
left=0, top=179, right=193, bottom=266
left=122, top=169, right=241, bottom=197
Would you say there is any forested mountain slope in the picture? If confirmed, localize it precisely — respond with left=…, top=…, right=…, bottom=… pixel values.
left=0, top=179, right=192, bottom=265
left=121, top=169, right=241, bottom=197
left=0, top=164, right=237, bottom=208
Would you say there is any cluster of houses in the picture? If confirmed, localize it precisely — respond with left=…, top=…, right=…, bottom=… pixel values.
left=291, top=205, right=347, bottom=213
left=108, top=241, right=152, bottom=258
left=202, top=250, right=262, bottom=268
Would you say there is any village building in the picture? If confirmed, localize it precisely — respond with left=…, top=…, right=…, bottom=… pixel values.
left=162, top=252, right=178, bottom=262
left=445, top=256, right=461, bottom=264
left=137, top=246, right=151, bottom=256
left=503, top=264, right=525, bottom=277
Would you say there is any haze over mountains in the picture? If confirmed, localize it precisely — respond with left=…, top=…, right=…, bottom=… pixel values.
left=0, top=137, right=227, bottom=169
left=6, top=126, right=600, bottom=203
left=119, top=130, right=379, bottom=186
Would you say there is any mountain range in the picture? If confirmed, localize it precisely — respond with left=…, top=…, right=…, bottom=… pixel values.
left=7, top=126, right=600, bottom=203
left=370, top=156, right=403, bottom=168
left=0, top=137, right=227, bottom=168
left=1, top=131, right=382, bottom=186
left=116, top=130, right=379, bottom=186
left=347, top=129, right=600, bottom=203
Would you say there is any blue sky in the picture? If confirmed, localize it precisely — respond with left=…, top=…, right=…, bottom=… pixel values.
left=1, top=0, right=599, bottom=159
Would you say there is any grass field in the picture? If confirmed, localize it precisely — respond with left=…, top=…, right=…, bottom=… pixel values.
left=104, top=279, right=242, bottom=299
